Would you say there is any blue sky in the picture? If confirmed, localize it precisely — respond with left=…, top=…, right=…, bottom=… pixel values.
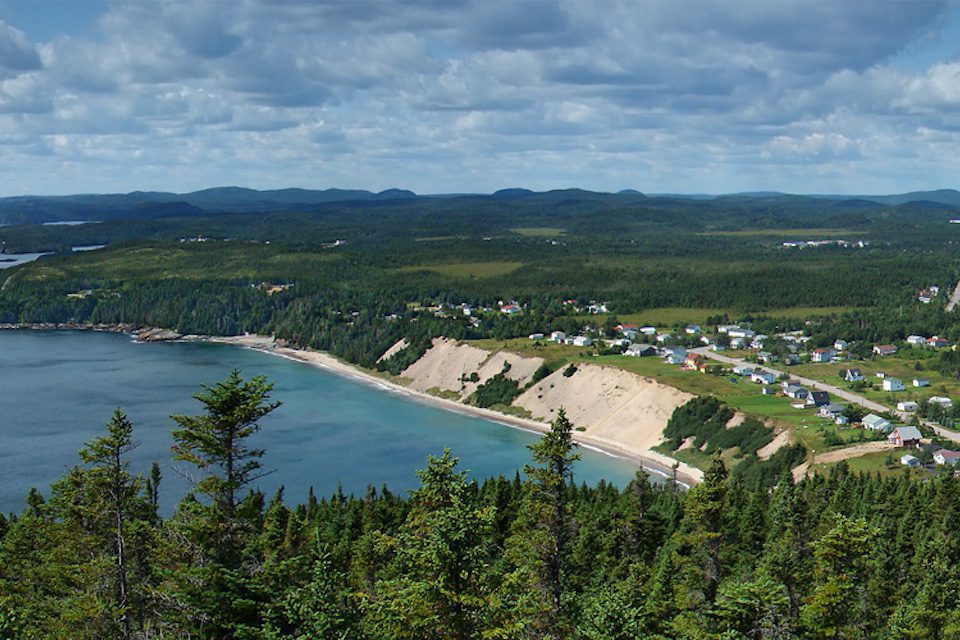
left=0, top=0, right=958, bottom=196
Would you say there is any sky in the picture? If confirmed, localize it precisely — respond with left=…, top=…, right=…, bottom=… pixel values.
left=0, top=0, right=959, bottom=196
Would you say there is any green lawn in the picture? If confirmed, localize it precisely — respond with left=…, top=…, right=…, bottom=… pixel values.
left=510, top=227, right=566, bottom=237
left=397, top=261, right=524, bottom=279
left=790, top=354, right=958, bottom=408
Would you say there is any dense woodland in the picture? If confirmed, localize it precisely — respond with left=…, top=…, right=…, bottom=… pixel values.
left=4, top=371, right=960, bottom=639
left=3, top=189, right=960, bottom=370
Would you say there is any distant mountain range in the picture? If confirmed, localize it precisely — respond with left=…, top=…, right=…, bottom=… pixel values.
left=0, top=186, right=957, bottom=226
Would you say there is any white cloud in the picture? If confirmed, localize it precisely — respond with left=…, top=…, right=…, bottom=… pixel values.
left=0, top=0, right=957, bottom=195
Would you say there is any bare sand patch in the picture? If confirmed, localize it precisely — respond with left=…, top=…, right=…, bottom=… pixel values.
left=757, top=430, right=792, bottom=460
left=812, top=441, right=895, bottom=464
left=377, top=338, right=408, bottom=363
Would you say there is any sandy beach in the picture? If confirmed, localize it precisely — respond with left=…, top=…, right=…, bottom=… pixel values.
left=206, top=334, right=704, bottom=487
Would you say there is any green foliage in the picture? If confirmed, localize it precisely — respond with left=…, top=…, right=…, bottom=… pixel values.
left=469, top=372, right=520, bottom=408
left=663, top=396, right=774, bottom=457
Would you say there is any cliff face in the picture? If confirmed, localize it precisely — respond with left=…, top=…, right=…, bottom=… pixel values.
left=515, top=364, right=693, bottom=452
left=393, top=338, right=694, bottom=456
left=399, top=338, right=544, bottom=400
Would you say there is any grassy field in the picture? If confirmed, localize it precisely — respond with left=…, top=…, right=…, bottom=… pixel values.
left=510, top=227, right=566, bottom=237
left=12, top=243, right=341, bottom=283
left=789, top=352, right=957, bottom=408
left=397, top=261, right=524, bottom=279
left=698, top=228, right=867, bottom=238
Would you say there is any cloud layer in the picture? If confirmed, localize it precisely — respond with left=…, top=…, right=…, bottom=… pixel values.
left=0, top=0, right=958, bottom=195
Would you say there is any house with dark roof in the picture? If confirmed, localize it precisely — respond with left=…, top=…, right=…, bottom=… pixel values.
left=888, top=426, right=922, bottom=448
left=806, top=390, right=831, bottom=407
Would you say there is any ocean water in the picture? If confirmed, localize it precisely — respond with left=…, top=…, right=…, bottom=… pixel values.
left=0, top=330, right=644, bottom=514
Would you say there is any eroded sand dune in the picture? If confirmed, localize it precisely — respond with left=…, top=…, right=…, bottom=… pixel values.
left=516, top=363, right=694, bottom=452
left=400, top=338, right=544, bottom=398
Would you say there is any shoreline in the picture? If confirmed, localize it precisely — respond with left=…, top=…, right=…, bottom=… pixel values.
left=206, top=334, right=703, bottom=487
left=0, top=324, right=702, bottom=487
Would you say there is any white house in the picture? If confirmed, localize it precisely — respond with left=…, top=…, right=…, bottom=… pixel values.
left=930, top=396, right=954, bottom=409
left=819, top=403, right=845, bottom=419
left=751, top=371, right=777, bottom=385
left=529, top=333, right=545, bottom=340
left=863, top=414, right=892, bottom=432
left=897, top=401, right=918, bottom=412
left=784, top=385, right=808, bottom=400
left=934, top=449, right=960, bottom=466
left=906, top=335, right=927, bottom=346
left=751, top=334, right=768, bottom=349
left=572, top=336, right=594, bottom=347
left=889, top=426, right=922, bottom=448
left=665, top=353, right=686, bottom=365
left=662, top=346, right=687, bottom=358
left=900, top=454, right=921, bottom=467
left=729, top=337, right=746, bottom=349
left=640, top=326, right=657, bottom=336
left=873, top=344, right=898, bottom=356
left=685, top=324, right=702, bottom=334
left=844, top=369, right=864, bottom=382
left=717, top=325, right=738, bottom=334
left=882, top=378, right=905, bottom=392
left=625, top=344, right=656, bottom=357
left=834, top=339, right=848, bottom=351
left=913, top=378, right=930, bottom=388
left=732, top=365, right=755, bottom=377
left=550, top=331, right=566, bottom=342
left=812, top=348, right=835, bottom=363
left=728, top=327, right=756, bottom=339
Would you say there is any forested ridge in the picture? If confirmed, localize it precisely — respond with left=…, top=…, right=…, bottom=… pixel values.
left=3, top=371, right=960, bottom=639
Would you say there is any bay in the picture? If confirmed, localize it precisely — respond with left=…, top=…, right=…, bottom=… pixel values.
left=0, top=330, right=643, bottom=515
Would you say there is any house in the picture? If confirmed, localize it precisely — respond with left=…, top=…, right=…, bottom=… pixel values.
left=529, top=333, right=545, bottom=340
left=728, top=327, right=756, bottom=339
left=729, top=337, right=746, bottom=349
left=844, top=368, right=864, bottom=382
left=929, top=336, right=949, bottom=349
left=906, top=335, right=927, bottom=346
left=710, top=344, right=727, bottom=352
left=685, top=324, right=702, bottom=334
left=501, top=304, right=522, bottom=314
left=751, top=335, right=768, bottom=349
left=572, top=336, right=593, bottom=347
left=913, top=378, right=930, bottom=388
left=762, top=386, right=777, bottom=395
left=819, top=403, right=845, bottom=419
left=931, top=285, right=941, bottom=296
left=930, top=396, right=954, bottom=409
left=807, top=390, right=831, bottom=407
left=785, top=354, right=801, bottom=366
left=897, top=401, right=918, bottom=412
left=550, top=331, right=567, bottom=342
left=656, top=333, right=673, bottom=343
left=863, top=414, right=892, bottom=432
left=889, top=426, right=922, bottom=448
left=757, top=351, right=778, bottom=364
left=873, top=344, right=898, bottom=356
left=616, top=323, right=639, bottom=334
left=665, top=353, right=686, bottom=365
left=876, top=371, right=887, bottom=379
left=882, top=378, right=905, bottom=392
left=625, top=344, right=657, bottom=357
left=834, top=339, right=848, bottom=351
left=640, top=326, right=657, bottom=336
left=900, top=454, right=921, bottom=467
left=621, top=329, right=639, bottom=340
left=732, top=365, right=755, bottom=376
left=684, top=354, right=706, bottom=370
left=662, top=346, right=687, bottom=358
left=751, top=370, right=778, bottom=385
left=784, top=385, right=809, bottom=400
left=835, top=415, right=850, bottom=426
left=934, top=449, right=960, bottom=466
left=812, top=347, right=836, bottom=363
left=717, top=325, right=738, bottom=334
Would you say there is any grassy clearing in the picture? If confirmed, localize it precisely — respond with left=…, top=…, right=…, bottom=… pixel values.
left=698, top=228, right=866, bottom=238
left=789, top=354, right=960, bottom=408
left=510, top=227, right=566, bottom=237
left=812, top=451, right=909, bottom=478
left=397, top=261, right=523, bottom=279
left=15, top=243, right=340, bottom=283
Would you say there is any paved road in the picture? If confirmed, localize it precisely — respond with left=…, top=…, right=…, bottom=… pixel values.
left=947, top=281, right=960, bottom=312
left=690, top=347, right=960, bottom=444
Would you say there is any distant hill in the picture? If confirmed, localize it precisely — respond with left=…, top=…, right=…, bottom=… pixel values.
left=0, top=185, right=956, bottom=226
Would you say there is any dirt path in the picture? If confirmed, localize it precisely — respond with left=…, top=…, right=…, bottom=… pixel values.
left=812, top=440, right=895, bottom=464
left=947, top=281, right=960, bottom=312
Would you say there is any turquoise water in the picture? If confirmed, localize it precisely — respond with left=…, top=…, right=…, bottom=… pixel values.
left=0, top=331, right=643, bottom=514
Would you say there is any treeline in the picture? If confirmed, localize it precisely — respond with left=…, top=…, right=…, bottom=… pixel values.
left=4, top=372, right=960, bottom=639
